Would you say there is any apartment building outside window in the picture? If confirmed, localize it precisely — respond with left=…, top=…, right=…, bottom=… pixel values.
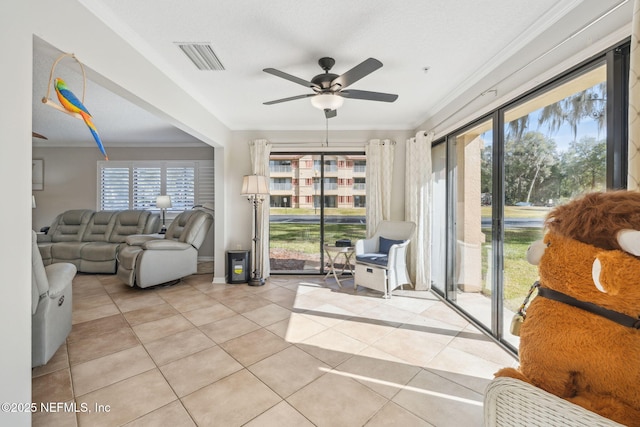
left=268, top=154, right=366, bottom=210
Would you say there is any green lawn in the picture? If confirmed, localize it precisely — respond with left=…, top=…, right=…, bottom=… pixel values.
left=481, top=205, right=551, bottom=219
left=270, top=207, right=365, bottom=216
left=270, top=223, right=366, bottom=254
left=499, top=228, right=543, bottom=311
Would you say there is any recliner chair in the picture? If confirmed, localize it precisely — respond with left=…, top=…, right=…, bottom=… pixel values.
left=31, top=230, right=76, bottom=367
left=354, top=220, right=416, bottom=298
left=116, top=209, right=213, bottom=288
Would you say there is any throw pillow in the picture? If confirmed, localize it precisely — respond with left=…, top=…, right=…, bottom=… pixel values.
left=379, top=236, right=405, bottom=254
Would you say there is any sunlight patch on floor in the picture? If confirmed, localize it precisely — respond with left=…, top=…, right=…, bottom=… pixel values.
left=320, top=367, right=484, bottom=406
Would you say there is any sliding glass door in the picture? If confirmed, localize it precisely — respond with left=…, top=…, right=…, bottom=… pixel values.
left=431, top=47, right=622, bottom=352
left=269, top=152, right=367, bottom=274
left=500, top=61, right=607, bottom=347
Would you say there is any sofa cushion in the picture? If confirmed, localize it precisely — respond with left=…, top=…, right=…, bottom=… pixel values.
left=82, top=211, right=117, bottom=242
left=51, top=241, right=88, bottom=260
left=32, top=231, right=49, bottom=311
left=38, top=243, right=53, bottom=266
left=117, top=245, right=143, bottom=270
left=355, top=253, right=389, bottom=267
left=80, top=242, right=119, bottom=262
left=50, top=209, right=93, bottom=242
left=165, top=210, right=212, bottom=249
left=109, top=210, right=151, bottom=243
left=143, top=213, right=161, bottom=234
left=44, top=263, right=77, bottom=298
left=165, top=211, right=192, bottom=241
left=379, top=237, right=405, bottom=254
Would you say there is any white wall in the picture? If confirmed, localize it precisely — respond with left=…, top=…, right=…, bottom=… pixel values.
left=0, top=2, right=32, bottom=424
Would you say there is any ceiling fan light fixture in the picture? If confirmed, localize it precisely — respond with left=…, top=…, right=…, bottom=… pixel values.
left=311, top=94, right=344, bottom=111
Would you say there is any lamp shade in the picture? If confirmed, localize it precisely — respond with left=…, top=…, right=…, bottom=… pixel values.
left=241, top=175, right=269, bottom=195
left=311, top=94, right=344, bottom=111
left=156, top=195, right=172, bottom=209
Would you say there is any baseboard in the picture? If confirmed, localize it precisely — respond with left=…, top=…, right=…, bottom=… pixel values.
left=213, top=276, right=226, bottom=284
left=197, top=256, right=214, bottom=262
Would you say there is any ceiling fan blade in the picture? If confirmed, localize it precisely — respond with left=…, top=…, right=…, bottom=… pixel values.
left=263, top=68, right=320, bottom=89
left=263, top=93, right=316, bottom=105
left=32, top=132, right=48, bottom=140
left=324, top=109, right=337, bottom=119
left=339, top=89, right=398, bottom=103
left=331, top=58, right=382, bottom=89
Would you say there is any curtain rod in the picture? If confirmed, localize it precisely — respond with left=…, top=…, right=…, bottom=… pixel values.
left=270, top=140, right=396, bottom=147
left=426, top=0, right=629, bottom=135
left=270, top=141, right=367, bottom=146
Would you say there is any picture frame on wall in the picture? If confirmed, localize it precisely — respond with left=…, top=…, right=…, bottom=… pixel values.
left=32, top=159, right=44, bottom=191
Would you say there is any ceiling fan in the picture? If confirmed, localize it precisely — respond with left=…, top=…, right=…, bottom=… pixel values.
left=263, top=57, right=398, bottom=119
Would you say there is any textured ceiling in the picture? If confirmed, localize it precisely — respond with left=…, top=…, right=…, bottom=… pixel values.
left=32, top=0, right=632, bottom=147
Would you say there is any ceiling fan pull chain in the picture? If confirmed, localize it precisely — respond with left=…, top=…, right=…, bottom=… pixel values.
left=325, top=117, right=329, bottom=147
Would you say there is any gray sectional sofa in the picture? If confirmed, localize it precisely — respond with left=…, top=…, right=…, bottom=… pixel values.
left=37, top=209, right=160, bottom=273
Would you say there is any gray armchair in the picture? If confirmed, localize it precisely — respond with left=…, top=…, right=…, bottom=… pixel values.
left=31, top=230, right=76, bottom=367
left=116, top=210, right=213, bottom=288
left=354, top=220, right=416, bottom=298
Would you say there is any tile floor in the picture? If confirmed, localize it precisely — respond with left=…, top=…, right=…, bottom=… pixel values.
left=32, top=271, right=518, bottom=427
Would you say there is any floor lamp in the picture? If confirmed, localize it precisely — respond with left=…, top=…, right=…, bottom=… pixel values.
left=241, top=174, right=269, bottom=286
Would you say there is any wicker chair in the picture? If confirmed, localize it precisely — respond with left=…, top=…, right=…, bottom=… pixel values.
left=353, top=220, right=416, bottom=298
left=484, top=377, right=624, bottom=427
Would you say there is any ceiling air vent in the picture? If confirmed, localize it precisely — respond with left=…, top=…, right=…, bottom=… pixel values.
left=176, top=43, right=225, bottom=71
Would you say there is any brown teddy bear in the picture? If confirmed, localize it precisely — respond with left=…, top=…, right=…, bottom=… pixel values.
left=495, top=190, right=640, bottom=427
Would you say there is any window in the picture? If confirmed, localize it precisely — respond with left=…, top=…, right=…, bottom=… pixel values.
left=324, top=160, right=337, bottom=172
left=354, top=195, right=366, bottom=207
left=98, top=161, right=213, bottom=212
left=270, top=177, right=292, bottom=191
left=323, top=177, right=338, bottom=190
left=132, top=166, right=161, bottom=210
left=269, top=160, right=292, bottom=173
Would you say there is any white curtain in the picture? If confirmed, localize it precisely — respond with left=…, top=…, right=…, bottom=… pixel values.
left=404, top=131, right=434, bottom=291
left=630, top=0, right=640, bottom=190
left=249, top=139, right=272, bottom=278
left=365, top=139, right=395, bottom=237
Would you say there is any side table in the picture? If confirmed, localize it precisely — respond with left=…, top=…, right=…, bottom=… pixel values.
left=323, top=243, right=355, bottom=287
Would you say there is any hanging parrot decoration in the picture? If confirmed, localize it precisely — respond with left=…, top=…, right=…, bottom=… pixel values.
left=54, top=78, right=108, bottom=160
